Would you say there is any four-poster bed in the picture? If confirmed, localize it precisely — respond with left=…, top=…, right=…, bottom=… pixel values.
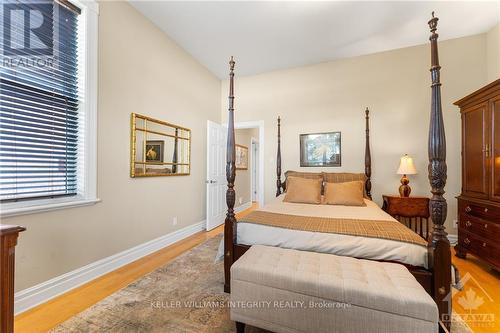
left=223, top=13, right=451, bottom=330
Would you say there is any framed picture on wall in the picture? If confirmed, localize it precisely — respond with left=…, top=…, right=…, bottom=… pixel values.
left=235, top=144, right=248, bottom=170
left=145, top=140, right=164, bottom=163
left=300, top=132, right=341, bottom=167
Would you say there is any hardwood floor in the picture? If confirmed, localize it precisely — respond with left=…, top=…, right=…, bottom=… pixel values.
left=451, top=248, right=500, bottom=333
left=14, top=204, right=256, bottom=333
left=14, top=202, right=499, bottom=333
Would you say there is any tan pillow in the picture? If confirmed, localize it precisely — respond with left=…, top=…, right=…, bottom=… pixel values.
left=284, top=170, right=324, bottom=193
left=323, top=172, right=368, bottom=198
left=284, top=176, right=322, bottom=204
left=324, top=181, right=365, bottom=206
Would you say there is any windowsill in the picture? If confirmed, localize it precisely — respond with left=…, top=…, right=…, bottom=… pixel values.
left=0, top=197, right=101, bottom=218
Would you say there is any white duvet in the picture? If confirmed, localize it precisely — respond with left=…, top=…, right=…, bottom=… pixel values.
left=219, top=195, right=428, bottom=268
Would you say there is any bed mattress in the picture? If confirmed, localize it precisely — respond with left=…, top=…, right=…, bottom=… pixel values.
left=236, top=195, right=428, bottom=268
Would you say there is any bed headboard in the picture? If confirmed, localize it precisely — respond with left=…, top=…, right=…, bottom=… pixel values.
left=275, top=109, right=372, bottom=200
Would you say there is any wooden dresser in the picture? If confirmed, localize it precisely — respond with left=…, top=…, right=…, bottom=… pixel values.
left=454, top=79, right=500, bottom=270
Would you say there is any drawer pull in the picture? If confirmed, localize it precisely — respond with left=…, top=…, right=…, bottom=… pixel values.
left=482, top=242, right=487, bottom=248
left=464, top=238, right=470, bottom=245
left=484, top=224, right=488, bottom=229
left=465, top=206, right=472, bottom=213
left=484, top=208, right=488, bottom=213
left=465, top=221, right=472, bottom=227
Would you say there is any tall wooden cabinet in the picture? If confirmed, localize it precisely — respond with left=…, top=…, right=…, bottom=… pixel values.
left=455, top=79, right=500, bottom=270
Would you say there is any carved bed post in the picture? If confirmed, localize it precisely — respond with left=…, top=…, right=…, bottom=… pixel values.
left=427, top=13, right=451, bottom=330
left=276, top=116, right=282, bottom=197
left=224, top=56, right=236, bottom=293
left=364, top=107, right=372, bottom=200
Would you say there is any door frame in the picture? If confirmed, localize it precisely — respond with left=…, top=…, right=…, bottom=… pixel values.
left=250, top=137, right=258, bottom=202
left=233, top=121, right=265, bottom=207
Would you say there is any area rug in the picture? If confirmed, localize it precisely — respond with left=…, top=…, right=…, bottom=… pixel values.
left=51, top=235, right=472, bottom=333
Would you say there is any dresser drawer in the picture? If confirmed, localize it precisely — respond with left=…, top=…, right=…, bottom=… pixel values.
left=458, top=199, right=500, bottom=220
left=459, top=214, right=500, bottom=240
left=458, top=231, right=500, bottom=267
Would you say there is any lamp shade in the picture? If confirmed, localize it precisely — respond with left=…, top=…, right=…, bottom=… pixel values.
left=397, top=154, right=417, bottom=175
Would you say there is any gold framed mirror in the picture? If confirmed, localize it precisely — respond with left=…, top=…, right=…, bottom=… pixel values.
left=130, top=113, right=191, bottom=177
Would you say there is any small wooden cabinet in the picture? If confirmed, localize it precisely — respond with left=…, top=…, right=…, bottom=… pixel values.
left=454, top=79, right=500, bottom=270
left=382, top=195, right=430, bottom=240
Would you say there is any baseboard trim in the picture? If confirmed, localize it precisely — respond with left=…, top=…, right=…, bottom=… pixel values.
left=14, top=220, right=206, bottom=315
left=448, top=234, right=458, bottom=245
left=235, top=201, right=252, bottom=213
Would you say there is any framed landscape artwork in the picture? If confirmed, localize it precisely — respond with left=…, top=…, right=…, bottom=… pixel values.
left=300, top=132, right=341, bottom=167
left=235, top=144, right=248, bottom=170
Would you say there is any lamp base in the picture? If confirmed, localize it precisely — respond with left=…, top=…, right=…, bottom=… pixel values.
left=399, top=175, right=411, bottom=197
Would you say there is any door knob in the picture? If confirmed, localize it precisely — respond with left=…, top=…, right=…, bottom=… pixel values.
left=206, top=180, right=217, bottom=184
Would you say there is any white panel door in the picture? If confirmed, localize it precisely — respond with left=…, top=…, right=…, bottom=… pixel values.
left=206, top=121, right=227, bottom=231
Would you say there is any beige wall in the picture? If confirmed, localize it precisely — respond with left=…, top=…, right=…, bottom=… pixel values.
left=6, top=2, right=221, bottom=291
left=6, top=4, right=497, bottom=292
left=221, top=34, right=489, bottom=233
left=486, top=23, right=500, bottom=82
left=234, top=128, right=259, bottom=207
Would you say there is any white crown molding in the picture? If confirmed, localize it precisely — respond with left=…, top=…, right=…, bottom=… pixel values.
left=14, top=221, right=205, bottom=315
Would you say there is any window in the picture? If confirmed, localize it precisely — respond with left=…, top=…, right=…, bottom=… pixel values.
left=0, top=0, right=98, bottom=216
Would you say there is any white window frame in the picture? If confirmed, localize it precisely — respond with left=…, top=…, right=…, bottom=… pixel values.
left=1, top=0, right=100, bottom=218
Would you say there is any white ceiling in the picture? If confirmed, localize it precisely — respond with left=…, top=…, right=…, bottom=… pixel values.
left=130, top=1, right=500, bottom=79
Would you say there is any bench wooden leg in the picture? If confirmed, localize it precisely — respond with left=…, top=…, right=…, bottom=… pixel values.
left=439, top=320, right=450, bottom=333
left=236, top=321, right=246, bottom=333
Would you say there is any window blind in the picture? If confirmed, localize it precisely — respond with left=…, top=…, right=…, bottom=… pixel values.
left=0, top=0, right=82, bottom=202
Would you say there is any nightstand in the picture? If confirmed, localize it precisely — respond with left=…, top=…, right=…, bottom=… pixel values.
left=382, top=195, right=430, bottom=240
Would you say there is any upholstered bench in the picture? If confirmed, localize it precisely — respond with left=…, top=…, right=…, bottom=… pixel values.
left=230, top=245, right=438, bottom=333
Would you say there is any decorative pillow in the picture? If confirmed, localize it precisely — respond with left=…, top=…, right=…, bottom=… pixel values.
left=323, top=180, right=366, bottom=206
left=323, top=172, right=368, bottom=198
left=284, top=176, right=322, bottom=204
left=284, top=170, right=323, bottom=193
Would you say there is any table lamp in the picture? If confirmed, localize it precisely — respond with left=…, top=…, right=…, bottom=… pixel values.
left=397, top=154, right=417, bottom=197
